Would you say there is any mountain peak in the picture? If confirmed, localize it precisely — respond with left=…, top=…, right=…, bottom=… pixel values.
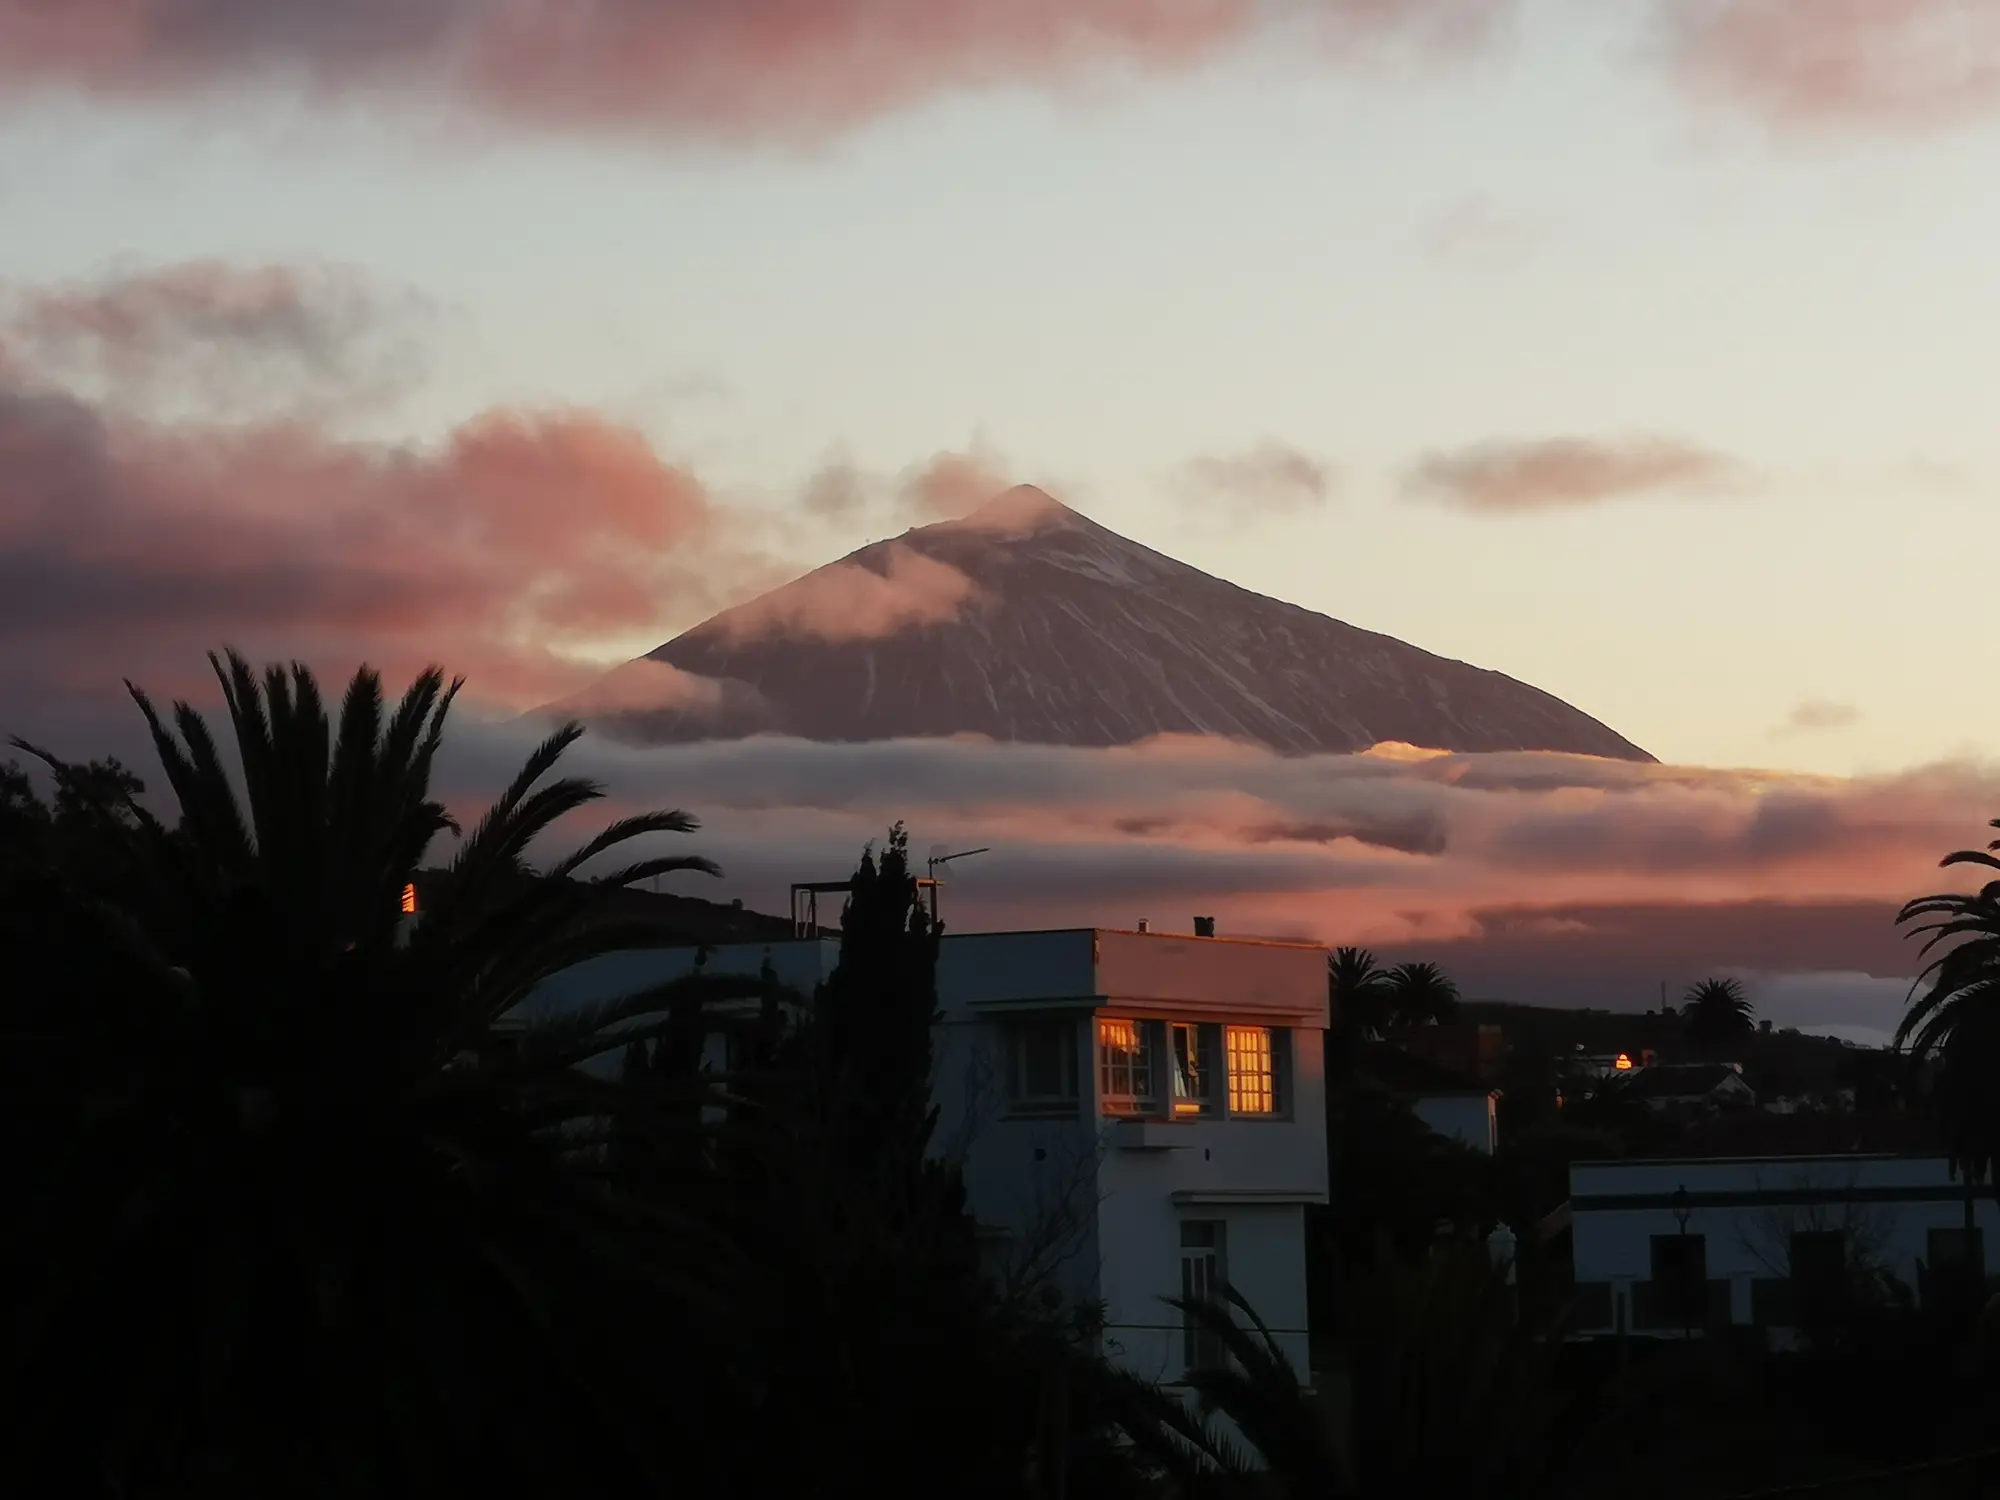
left=556, top=498, right=1653, bottom=762
left=936, top=483, right=1077, bottom=538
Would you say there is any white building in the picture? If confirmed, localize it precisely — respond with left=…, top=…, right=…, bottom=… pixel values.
left=1568, top=1154, right=1998, bottom=1341
left=522, top=923, right=1331, bottom=1385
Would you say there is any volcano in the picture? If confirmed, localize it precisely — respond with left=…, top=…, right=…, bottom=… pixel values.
left=553, top=487, right=1652, bottom=761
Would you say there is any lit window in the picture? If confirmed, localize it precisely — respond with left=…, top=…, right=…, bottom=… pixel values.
left=1004, top=1019, right=1079, bottom=1117
left=1226, top=1026, right=1277, bottom=1115
left=1170, top=1023, right=1219, bottom=1116
left=1099, top=1017, right=1158, bottom=1115
left=400, top=882, right=418, bottom=915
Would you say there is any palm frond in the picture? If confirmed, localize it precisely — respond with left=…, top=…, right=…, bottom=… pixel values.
left=586, top=854, right=724, bottom=890
left=544, top=810, right=705, bottom=883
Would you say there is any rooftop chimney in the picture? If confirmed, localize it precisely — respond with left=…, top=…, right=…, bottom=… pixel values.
left=1193, top=916, right=1216, bottom=938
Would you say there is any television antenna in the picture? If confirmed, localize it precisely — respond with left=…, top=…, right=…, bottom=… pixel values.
left=925, top=846, right=991, bottom=926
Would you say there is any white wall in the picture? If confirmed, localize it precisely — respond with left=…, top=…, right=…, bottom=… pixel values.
left=513, top=938, right=837, bottom=1028
left=937, top=930, right=1097, bottom=1005
left=1569, top=1155, right=2000, bottom=1331
left=1412, top=1094, right=1497, bottom=1155
left=521, top=927, right=1332, bottom=1384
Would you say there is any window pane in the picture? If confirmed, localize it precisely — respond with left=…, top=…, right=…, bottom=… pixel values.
left=1171, top=1023, right=1214, bottom=1115
left=1100, top=1017, right=1155, bottom=1114
left=1179, top=1219, right=1227, bottom=1372
left=1021, top=1023, right=1065, bottom=1097
left=1006, top=1020, right=1077, bottom=1113
left=1226, top=1025, right=1274, bottom=1114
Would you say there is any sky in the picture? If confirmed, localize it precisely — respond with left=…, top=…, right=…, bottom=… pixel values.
left=6, top=0, right=2000, bottom=1040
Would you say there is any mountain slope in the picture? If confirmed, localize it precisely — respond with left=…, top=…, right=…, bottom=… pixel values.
left=558, top=487, right=1653, bottom=761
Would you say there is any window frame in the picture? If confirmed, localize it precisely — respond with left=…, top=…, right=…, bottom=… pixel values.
left=1224, top=1024, right=1291, bottom=1118
left=1169, top=1021, right=1221, bottom=1117
left=1098, top=1016, right=1161, bottom=1116
left=1002, top=1016, right=1081, bottom=1119
left=1179, top=1218, right=1229, bottom=1374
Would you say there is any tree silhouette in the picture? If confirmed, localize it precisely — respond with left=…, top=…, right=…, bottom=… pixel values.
left=1330, top=946, right=1391, bottom=1038
left=811, top=822, right=949, bottom=1193
left=2, top=650, right=761, bottom=1498
left=1682, top=976, right=1755, bottom=1059
left=1896, top=827, right=2000, bottom=1210
left=1384, top=960, right=1461, bottom=1029
left=1133, top=1252, right=1573, bottom=1499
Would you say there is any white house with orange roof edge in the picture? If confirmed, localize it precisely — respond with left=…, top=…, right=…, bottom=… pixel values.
left=522, top=912, right=1332, bottom=1386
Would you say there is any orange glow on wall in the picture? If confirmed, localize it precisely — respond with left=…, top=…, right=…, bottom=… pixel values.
left=401, top=882, right=418, bottom=915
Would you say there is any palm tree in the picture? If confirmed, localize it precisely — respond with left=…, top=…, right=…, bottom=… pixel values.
left=1126, top=1253, right=1573, bottom=1499
left=1329, top=947, right=1391, bottom=1041
left=1383, top=960, right=1460, bottom=1029
left=1325, top=946, right=1391, bottom=1087
left=1896, top=833, right=2000, bottom=1251
left=2, top=650, right=763, bottom=1498
left=1682, top=976, right=1755, bottom=1060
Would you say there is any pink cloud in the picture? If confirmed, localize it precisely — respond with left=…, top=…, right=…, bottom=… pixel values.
left=0, top=0, right=1495, bottom=141
left=1668, top=0, right=2000, bottom=131
left=1406, top=436, right=1739, bottom=513
left=0, top=363, right=766, bottom=710
left=1175, top=440, right=1335, bottom=515
left=897, top=449, right=1012, bottom=523
left=708, top=543, right=981, bottom=643
left=0, top=261, right=425, bottom=419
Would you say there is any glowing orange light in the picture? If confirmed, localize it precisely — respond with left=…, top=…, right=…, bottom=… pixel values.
left=1614, top=1052, right=1633, bottom=1071
left=1099, top=1018, right=1139, bottom=1051
left=401, top=883, right=418, bottom=915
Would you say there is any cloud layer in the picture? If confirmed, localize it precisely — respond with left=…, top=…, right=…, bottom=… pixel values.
left=0, top=262, right=814, bottom=714
left=0, top=261, right=425, bottom=419
left=4, top=0, right=1992, bottom=140
left=410, top=725, right=2000, bottom=1026
left=708, top=543, right=982, bottom=643
left=1405, top=436, right=1738, bottom=513
left=1668, top=0, right=2000, bottom=131
left=0, top=0, right=1494, bottom=141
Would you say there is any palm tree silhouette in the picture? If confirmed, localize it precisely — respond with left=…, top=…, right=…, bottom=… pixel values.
left=1896, top=828, right=2000, bottom=1235
left=1327, top=946, right=1391, bottom=1076
left=5, top=650, right=762, bottom=1496
left=1682, top=976, right=1755, bottom=1060
left=1384, top=960, right=1461, bottom=1029
left=1127, top=1252, right=1571, bottom=1498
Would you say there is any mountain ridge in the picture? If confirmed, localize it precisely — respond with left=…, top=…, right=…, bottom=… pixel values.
left=551, top=487, right=1653, bottom=763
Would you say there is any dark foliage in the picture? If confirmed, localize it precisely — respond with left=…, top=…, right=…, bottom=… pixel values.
left=1681, top=976, right=1755, bottom=1058
left=1382, top=961, right=1460, bottom=1030
left=0, top=651, right=761, bottom=1499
